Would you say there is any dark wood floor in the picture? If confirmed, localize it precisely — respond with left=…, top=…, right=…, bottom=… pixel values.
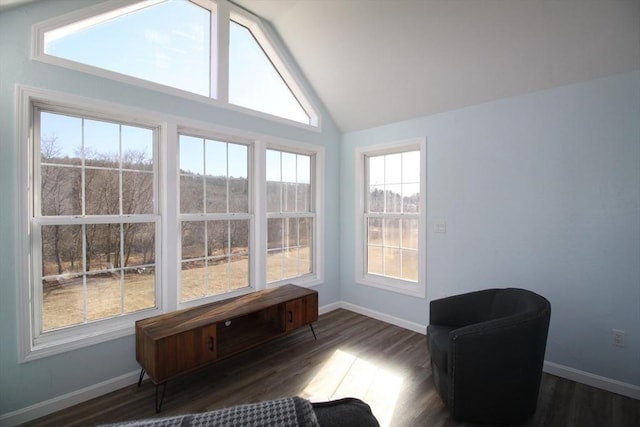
left=24, top=309, right=640, bottom=426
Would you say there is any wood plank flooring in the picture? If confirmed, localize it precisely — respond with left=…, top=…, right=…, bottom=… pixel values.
left=23, top=309, right=640, bottom=426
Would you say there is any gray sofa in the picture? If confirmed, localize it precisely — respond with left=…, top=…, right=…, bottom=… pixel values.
left=101, top=396, right=380, bottom=427
left=427, top=288, right=551, bottom=424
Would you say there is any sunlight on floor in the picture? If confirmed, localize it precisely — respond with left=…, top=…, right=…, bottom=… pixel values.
left=301, top=349, right=403, bottom=427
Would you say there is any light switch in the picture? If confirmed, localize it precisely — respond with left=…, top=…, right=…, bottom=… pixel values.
left=435, top=222, right=447, bottom=233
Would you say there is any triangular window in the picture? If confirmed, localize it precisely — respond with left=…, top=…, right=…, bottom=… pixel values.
left=229, top=20, right=310, bottom=125
left=37, top=0, right=318, bottom=127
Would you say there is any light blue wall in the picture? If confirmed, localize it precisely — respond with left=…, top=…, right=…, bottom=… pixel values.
left=341, top=71, right=640, bottom=387
left=0, top=0, right=341, bottom=416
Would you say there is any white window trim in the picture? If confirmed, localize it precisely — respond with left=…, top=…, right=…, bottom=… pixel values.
left=16, top=85, right=167, bottom=362
left=263, top=141, right=325, bottom=289
left=31, top=0, right=322, bottom=131
left=16, top=85, right=325, bottom=362
left=354, top=137, right=427, bottom=298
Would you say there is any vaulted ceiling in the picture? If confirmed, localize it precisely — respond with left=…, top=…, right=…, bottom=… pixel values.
left=235, top=0, right=640, bottom=132
left=2, top=0, right=638, bottom=132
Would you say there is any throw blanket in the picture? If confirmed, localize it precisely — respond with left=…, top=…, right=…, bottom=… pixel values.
left=101, top=397, right=319, bottom=427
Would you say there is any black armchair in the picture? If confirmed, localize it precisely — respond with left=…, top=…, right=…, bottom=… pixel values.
left=427, top=288, right=551, bottom=424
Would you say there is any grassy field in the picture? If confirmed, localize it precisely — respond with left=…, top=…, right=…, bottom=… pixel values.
left=42, top=245, right=416, bottom=331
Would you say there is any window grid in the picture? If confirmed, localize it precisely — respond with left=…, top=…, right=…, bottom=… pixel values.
left=179, top=134, right=251, bottom=302
left=266, top=149, right=314, bottom=283
left=365, top=150, right=420, bottom=283
left=34, top=108, right=158, bottom=334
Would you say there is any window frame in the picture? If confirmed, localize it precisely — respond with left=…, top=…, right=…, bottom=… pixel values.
left=354, top=138, right=427, bottom=298
left=31, top=0, right=321, bottom=130
left=265, top=148, right=317, bottom=286
left=16, top=86, right=325, bottom=362
left=177, top=130, right=255, bottom=307
left=17, top=86, right=167, bottom=362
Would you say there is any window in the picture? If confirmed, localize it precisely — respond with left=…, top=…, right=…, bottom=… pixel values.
left=266, top=149, right=315, bottom=284
left=33, top=107, right=159, bottom=336
left=35, top=0, right=318, bottom=126
left=18, top=87, right=324, bottom=361
left=229, top=20, right=309, bottom=124
left=179, top=134, right=251, bottom=302
left=356, top=139, right=426, bottom=298
left=44, top=0, right=213, bottom=97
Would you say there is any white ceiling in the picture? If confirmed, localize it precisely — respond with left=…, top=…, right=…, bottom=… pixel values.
left=234, top=0, right=640, bottom=132
left=2, top=0, right=638, bottom=132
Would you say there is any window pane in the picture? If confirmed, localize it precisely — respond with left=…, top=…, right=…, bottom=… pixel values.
left=86, top=270, right=121, bottom=321
left=284, top=183, right=297, bottom=212
left=367, top=218, right=383, bottom=246
left=42, top=225, right=83, bottom=276
left=385, top=184, right=402, bottom=213
left=84, top=119, right=119, bottom=165
left=368, top=186, right=384, bottom=213
left=402, top=219, right=419, bottom=250
left=229, top=219, right=249, bottom=255
left=385, top=153, right=402, bottom=184
left=45, top=0, right=212, bottom=97
left=85, top=223, right=121, bottom=271
left=123, top=171, right=153, bottom=214
left=41, top=165, right=81, bottom=216
left=205, top=175, right=227, bottom=214
left=229, top=21, right=309, bottom=124
left=229, top=177, right=248, bottom=213
left=124, top=267, right=155, bottom=313
left=228, top=143, right=247, bottom=179
left=85, top=168, right=120, bottom=215
left=368, top=155, right=384, bottom=186
left=180, top=174, right=204, bottom=214
left=207, top=220, right=228, bottom=256
left=402, top=183, right=420, bottom=214
left=182, top=221, right=206, bottom=260
left=368, top=246, right=383, bottom=276
left=281, top=152, right=297, bottom=183
left=401, top=250, right=419, bottom=282
left=205, top=140, right=226, bottom=177
left=384, top=219, right=401, bottom=248
left=40, top=112, right=82, bottom=166
left=402, top=151, right=420, bottom=183
left=181, top=260, right=206, bottom=301
left=266, top=181, right=281, bottom=213
left=266, top=149, right=281, bottom=181
left=229, top=255, right=249, bottom=290
left=180, top=135, right=204, bottom=175
left=267, top=218, right=283, bottom=250
left=122, top=125, right=153, bottom=171
left=383, top=247, right=401, bottom=278
left=42, top=274, right=84, bottom=330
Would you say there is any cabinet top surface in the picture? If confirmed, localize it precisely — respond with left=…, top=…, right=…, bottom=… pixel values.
left=136, top=284, right=317, bottom=339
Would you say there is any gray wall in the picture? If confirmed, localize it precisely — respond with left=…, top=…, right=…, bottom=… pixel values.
left=340, top=71, right=640, bottom=388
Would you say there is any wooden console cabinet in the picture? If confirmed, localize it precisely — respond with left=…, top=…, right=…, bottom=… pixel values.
left=135, top=284, right=318, bottom=411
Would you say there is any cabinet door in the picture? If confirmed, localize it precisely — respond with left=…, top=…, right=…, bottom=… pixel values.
left=178, top=324, right=217, bottom=371
left=285, top=294, right=318, bottom=331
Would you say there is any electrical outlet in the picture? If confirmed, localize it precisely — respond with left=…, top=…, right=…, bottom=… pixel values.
left=612, top=329, right=625, bottom=348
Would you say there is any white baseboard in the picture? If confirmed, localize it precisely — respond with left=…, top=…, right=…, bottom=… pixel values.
left=0, top=370, right=141, bottom=427
left=543, top=361, right=640, bottom=400
left=322, top=301, right=426, bottom=334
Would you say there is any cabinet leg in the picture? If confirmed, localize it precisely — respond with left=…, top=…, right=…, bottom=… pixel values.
left=137, top=368, right=145, bottom=387
left=155, top=382, right=167, bottom=413
left=309, top=323, right=317, bottom=340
